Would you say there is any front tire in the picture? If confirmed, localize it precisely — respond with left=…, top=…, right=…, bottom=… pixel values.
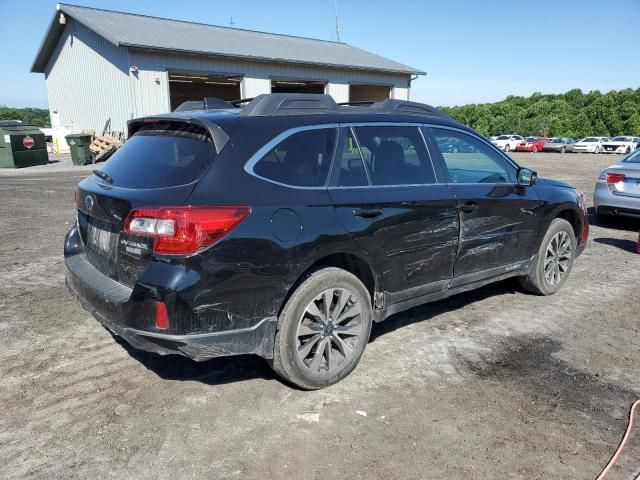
left=270, top=267, right=372, bottom=389
left=519, top=218, right=576, bottom=295
left=504, top=144, right=510, bottom=152
left=594, top=146, right=600, bottom=154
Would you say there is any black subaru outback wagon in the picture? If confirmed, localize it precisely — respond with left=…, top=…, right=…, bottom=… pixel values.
left=65, top=94, right=588, bottom=389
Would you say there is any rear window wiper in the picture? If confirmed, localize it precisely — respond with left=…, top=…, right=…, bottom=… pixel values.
left=93, top=169, right=113, bottom=184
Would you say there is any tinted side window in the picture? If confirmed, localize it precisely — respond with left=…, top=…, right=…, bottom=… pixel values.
left=431, top=128, right=515, bottom=184
left=352, top=126, right=435, bottom=186
left=253, top=128, right=336, bottom=187
left=335, top=129, right=369, bottom=187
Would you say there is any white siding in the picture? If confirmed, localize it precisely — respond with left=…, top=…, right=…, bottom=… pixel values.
left=392, top=86, right=409, bottom=100
left=45, top=20, right=132, bottom=134
left=326, top=83, right=349, bottom=103
left=241, top=77, right=271, bottom=99
left=43, top=27, right=413, bottom=137
left=130, top=50, right=410, bottom=112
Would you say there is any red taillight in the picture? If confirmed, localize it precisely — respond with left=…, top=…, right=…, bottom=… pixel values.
left=124, top=206, right=250, bottom=255
left=155, top=302, right=169, bottom=330
left=606, top=173, right=625, bottom=184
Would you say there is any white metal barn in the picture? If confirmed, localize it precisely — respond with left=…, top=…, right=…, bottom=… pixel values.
left=32, top=4, right=424, bottom=136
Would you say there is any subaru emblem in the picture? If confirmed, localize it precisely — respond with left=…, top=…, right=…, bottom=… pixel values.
left=84, top=195, right=94, bottom=211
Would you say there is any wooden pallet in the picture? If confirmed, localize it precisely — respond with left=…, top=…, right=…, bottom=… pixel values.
left=89, top=134, right=122, bottom=162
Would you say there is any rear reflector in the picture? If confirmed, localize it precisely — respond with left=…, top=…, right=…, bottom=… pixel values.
left=155, top=302, right=169, bottom=330
left=124, top=206, right=251, bottom=255
left=606, top=173, right=625, bottom=184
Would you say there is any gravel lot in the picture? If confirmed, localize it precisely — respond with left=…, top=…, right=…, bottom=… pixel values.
left=1, top=152, right=638, bottom=479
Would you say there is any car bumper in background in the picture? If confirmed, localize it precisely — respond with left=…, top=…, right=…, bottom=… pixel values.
left=602, top=146, right=630, bottom=154
left=593, top=183, right=640, bottom=217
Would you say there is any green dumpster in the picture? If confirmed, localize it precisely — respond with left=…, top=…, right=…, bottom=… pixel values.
left=65, top=134, right=94, bottom=165
left=0, top=125, right=49, bottom=168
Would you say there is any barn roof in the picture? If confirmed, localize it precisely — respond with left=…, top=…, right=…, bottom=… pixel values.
left=32, top=4, right=425, bottom=75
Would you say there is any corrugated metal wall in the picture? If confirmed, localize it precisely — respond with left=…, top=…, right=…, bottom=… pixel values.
left=130, top=49, right=410, bottom=116
left=45, top=24, right=412, bottom=135
left=45, top=20, right=133, bottom=134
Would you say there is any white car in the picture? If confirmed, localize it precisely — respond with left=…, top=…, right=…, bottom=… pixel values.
left=601, top=136, right=640, bottom=154
left=573, top=137, right=610, bottom=154
left=491, top=134, right=524, bottom=152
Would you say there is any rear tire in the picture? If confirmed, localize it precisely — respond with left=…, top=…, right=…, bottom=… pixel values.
left=270, top=267, right=372, bottom=389
left=560, top=146, right=566, bottom=154
left=519, top=218, right=576, bottom=295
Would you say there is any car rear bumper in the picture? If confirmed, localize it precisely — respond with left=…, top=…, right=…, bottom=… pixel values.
left=593, top=183, right=640, bottom=217
left=64, top=226, right=277, bottom=360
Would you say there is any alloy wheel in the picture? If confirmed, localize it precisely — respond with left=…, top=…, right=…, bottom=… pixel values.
left=544, top=231, right=572, bottom=285
left=296, top=288, right=362, bottom=374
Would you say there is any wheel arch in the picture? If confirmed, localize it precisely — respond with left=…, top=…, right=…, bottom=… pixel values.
left=553, top=206, right=582, bottom=240
left=278, top=252, right=380, bottom=317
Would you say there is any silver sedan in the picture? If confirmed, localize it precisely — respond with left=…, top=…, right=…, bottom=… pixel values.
left=594, top=149, right=640, bottom=218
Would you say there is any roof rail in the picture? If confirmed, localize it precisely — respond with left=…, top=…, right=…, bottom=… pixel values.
left=368, top=99, right=447, bottom=117
left=239, top=93, right=339, bottom=116
left=173, top=94, right=449, bottom=119
left=174, top=97, right=239, bottom=112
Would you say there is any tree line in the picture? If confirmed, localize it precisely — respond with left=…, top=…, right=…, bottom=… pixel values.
left=438, top=88, right=640, bottom=138
left=0, top=106, right=50, bottom=127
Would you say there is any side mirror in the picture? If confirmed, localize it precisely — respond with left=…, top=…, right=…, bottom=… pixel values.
left=517, top=168, right=537, bottom=186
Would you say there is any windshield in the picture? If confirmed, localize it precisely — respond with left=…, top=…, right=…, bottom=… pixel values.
left=622, top=150, right=640, bottom=163
left=551, top=138, right=564, bottom=143
left=496, top=135, right=509, bottom=140
left=96, top=123, right=216, bottom=189
left=583, top=137, right=597, bottom=142
left=611, top=137, right=630, bottom=142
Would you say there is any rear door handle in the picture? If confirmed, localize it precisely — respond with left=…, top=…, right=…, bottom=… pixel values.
left=353, top=208, right=383, bottom=219
left=459, top=202, right=479, bottom=213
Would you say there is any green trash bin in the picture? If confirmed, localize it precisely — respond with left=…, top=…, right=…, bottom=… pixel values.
left=65, top=134, right=94, bottom=165
left=0, top=125, right=49, bottom=168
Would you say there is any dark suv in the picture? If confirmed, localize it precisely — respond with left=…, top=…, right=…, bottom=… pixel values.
left=65, top=94, right=589, bottom=389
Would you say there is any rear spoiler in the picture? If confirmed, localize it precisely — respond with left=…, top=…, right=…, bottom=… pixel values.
left=126, top=117, right=230, bottom=155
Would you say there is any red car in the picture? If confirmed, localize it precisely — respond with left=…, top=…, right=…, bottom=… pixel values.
left=515, top=136, right=547, bottom=153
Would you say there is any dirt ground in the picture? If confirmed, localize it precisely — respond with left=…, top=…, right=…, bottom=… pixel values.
left=0, top=152, right=638, bottom=479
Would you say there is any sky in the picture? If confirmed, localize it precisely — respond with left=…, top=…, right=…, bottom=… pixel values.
left=0, top=0, right=638, bottom=108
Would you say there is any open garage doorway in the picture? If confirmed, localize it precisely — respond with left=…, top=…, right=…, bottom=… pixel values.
left=349, top=84, right=391, bottom=103
left=169, top=73, right=241, bottom=111
left=271, top=79, right=326, bottom=94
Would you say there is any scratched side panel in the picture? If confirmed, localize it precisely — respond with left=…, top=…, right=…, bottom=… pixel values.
left=449, top=184, right=541, bottom=281
left=329, top=184, right=460, bottom=305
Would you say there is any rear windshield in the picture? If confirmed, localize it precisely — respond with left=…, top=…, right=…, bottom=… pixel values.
left=622, top=150, right=640, bottom=163
left=96, top=123, right=216, bottom=189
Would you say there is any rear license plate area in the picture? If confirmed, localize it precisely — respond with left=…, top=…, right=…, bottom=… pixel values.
left=87, top=220, right=117, bottom=255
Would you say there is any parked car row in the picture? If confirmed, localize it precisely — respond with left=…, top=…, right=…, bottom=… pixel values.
left=490, top=134, right=640, bottom=154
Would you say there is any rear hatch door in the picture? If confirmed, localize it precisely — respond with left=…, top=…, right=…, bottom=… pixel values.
left=75, top=120, right=229, bottom=287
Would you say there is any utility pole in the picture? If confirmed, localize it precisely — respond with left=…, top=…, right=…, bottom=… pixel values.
left=334, top=0, right=341, bottom=42
left=229, top=16, right=235, bottom=28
